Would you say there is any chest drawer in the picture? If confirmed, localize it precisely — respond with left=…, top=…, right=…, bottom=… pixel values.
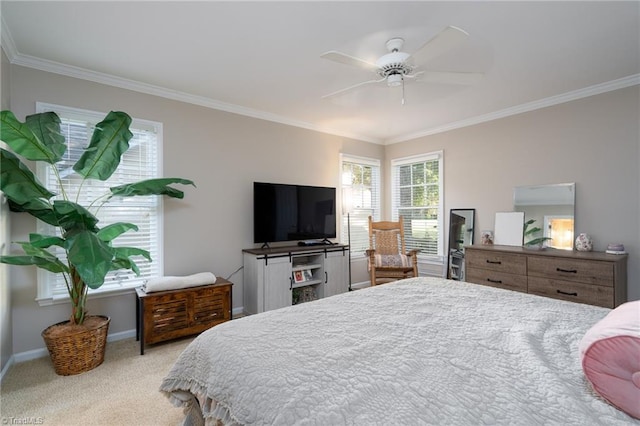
left=528, top=277, right=614, bottom=308
left=527, top=257, right=614, bottom=286
left=466, top=267, right=528, bottom=293
left=466, top=249, right=527, bottom=275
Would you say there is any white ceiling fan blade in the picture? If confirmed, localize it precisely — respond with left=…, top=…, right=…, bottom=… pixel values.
left=321, top=77, right=386, bottom=99
left=416, top=70, right=483, bottom=85
left=410, top=26, right=469, bottom=65
left=320, top=51, right=378, bottom=72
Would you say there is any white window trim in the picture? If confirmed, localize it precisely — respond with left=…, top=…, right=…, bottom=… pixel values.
left=390, top=150, right=444, bottom=264
left=339, top=154, right=381, bottom=257
left=34, top=102, right=165, bottom=306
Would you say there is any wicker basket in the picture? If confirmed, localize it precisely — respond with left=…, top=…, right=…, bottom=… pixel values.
left=41, top=315, right=110, bottom=376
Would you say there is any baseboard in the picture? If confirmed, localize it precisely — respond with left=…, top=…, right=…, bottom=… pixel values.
left=0, top=355, right=15, bottom=383
left=10, top=308, right=245, bottom=367
left=12, top=328, right=137, bottom=365
left=350, top=280, right=370, bottom=290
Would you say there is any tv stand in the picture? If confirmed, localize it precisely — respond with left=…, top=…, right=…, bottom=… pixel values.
left=242, top=244, right=349, bottom=314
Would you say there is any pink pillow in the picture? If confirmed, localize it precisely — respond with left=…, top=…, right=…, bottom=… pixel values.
left=579, top=300, right=640, bottom=419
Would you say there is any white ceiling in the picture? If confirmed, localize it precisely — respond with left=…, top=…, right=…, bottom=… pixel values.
left=1, top=1, right=639, bottom=144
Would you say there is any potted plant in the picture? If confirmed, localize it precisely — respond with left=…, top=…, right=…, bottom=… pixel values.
left=0, top=109, right=194, bottom=375
left=523, top=218, right=552, bottom=250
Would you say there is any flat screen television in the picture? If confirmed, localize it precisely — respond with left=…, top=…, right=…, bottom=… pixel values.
left=253, top=182, right=337, bottom=244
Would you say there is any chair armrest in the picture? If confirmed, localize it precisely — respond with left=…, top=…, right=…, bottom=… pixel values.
left=365, top=249, right=376, bottom=257
left=406, top=249, right=420, bottom=258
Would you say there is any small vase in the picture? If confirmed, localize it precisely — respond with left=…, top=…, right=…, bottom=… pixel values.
left=575, top=233, right=593, bottom=252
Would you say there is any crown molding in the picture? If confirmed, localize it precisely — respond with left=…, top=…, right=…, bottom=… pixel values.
left=4, top=48, right=382, bottom=144
left=2, top=36, right=636, bottom=147
left=386, top=73, right=640, bottom=145
left=0, top=15, right=18, bottom=61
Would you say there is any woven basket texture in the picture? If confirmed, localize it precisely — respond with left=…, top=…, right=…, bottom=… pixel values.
left=41, top=315, right=110, bottom=376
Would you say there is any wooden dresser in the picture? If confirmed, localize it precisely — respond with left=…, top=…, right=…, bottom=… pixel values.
left=135, top=277, right=232, bottom=354
left=465, top=245, right=627, bottom=308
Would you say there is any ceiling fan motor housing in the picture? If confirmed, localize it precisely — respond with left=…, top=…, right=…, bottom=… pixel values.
left=376, top=38, right=413, bottom=85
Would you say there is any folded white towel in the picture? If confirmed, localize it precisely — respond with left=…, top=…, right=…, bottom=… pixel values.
left=143, top=272, right=217, bottom=293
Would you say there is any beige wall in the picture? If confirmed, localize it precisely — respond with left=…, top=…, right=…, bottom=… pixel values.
left=7, top=65, right=382, bottom=354
left=385, top=86, right=640, bottom=302
left=5, top=63, right=639, bottom=357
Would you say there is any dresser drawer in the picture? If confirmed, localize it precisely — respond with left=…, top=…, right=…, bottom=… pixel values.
left=528, top=277, right=614, bottom=308
left=466, top=267, right=528, bottom=293
left=527, top=257, right=614, bottom=286
left=466, top=249, right=527, bottom=275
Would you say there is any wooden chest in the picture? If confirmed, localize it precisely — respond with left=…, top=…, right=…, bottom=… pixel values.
left=465, top=245, right=627, bottom=308
left=135, top=277, right=232, bottom=354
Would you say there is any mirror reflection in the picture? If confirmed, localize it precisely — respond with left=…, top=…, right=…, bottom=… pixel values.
left=447, top=209, right=475, bottom=280
left=514, top=183, right=575, bottom=250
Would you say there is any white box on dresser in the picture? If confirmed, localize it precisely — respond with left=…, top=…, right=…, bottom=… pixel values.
left=465, top=245, right=627, bottom=308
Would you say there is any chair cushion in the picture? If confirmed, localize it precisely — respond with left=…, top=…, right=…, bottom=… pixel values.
left=373, top=254, right=412, bottom=268
left=579, top=300, right=640, bottom=419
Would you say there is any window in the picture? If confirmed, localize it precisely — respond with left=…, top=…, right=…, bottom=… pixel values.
left=35, top=103, right=163, bottom=303
left=391, top=152, right=443, bottom=260
left=340, top=155, right=381, bottom=256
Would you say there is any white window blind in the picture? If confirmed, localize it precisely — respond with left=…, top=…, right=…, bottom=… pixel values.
left=340, top=155, right=381, bottom=256
left=391, top=152, right=443, bottom=259
left=35, top=103, right=163, bottom=302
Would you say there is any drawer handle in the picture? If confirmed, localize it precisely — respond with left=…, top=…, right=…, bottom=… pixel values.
left=487, top=278, right=503, bottom=284
left=486, top=260, right=502, bottom=265
left=556, top=267, right=577, bottom=273
left=557, top=289, right=578, bottom=297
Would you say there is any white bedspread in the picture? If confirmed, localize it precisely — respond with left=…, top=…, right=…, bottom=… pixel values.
left=161, top=277, right=638, bottom=425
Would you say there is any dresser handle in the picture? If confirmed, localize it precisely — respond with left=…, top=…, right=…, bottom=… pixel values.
left=486, top=260, right=502, bottom=265
left=557, top=289, right=578, bottom=297
left=487, top=278, right=503, bottom=284
left=556, top=267, right=577, bottom=273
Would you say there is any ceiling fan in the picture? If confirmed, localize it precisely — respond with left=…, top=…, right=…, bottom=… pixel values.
left=320, top=26, right=482, bottom=104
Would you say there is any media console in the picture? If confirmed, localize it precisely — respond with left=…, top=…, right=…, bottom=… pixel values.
left=243, top=244, right=349, bottom=314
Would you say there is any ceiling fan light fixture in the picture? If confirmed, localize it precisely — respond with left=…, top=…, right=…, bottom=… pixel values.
left=387, top=74, right=403, bottom=87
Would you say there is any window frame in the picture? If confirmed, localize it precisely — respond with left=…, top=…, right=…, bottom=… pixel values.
left=34, top=102, right=164, bottom=305
left=390, top=151, right=444, bottom=263
left=339, top=154, right=381, bottom=257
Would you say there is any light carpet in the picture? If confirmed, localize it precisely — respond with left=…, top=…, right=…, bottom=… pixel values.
left=1, top=336, right=194, bottom=426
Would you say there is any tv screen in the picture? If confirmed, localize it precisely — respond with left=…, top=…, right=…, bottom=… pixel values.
left=253, top=182, right=337, bottom=244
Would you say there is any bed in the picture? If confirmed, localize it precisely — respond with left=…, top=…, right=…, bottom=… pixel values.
left=160, top=277, right=639, bottom=425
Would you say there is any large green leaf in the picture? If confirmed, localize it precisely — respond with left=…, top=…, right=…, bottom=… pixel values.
left=25, top=112, right=66, bottom=161
left=109, top=178, right=195, bottom=199
left=0, top=148, right=56, bottom=205
left=0, top=255, right=68, bottom=274
left=0, top=111, right=65, bottom=163
left=28, top=233, right=66, bottom=249
left=111, top=246, right=152, bottom=276
left=112, top=246, right=151, bottom=262
left=97, top=222, right=138, bottom=243
left=0, top=241, right=68, bottom=274
left=8, top=198, right=59, bottom=227
left=72, top=111, right=133, bottom=181
left=65, top=230, right=113, bottom=289
left=52, top=200, right=99, bottom=233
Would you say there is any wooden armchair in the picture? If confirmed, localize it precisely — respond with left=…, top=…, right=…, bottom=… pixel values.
left=365, top=216, right=419, bottom=286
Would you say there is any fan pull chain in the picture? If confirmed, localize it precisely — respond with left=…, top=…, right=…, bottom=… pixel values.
left=401, top=76, right=406, bottom=105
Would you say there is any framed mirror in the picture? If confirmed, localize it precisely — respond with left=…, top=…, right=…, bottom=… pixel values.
left=447, top=208, right=475, bottom=280
left=513, top=183, right=575, bottom=250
